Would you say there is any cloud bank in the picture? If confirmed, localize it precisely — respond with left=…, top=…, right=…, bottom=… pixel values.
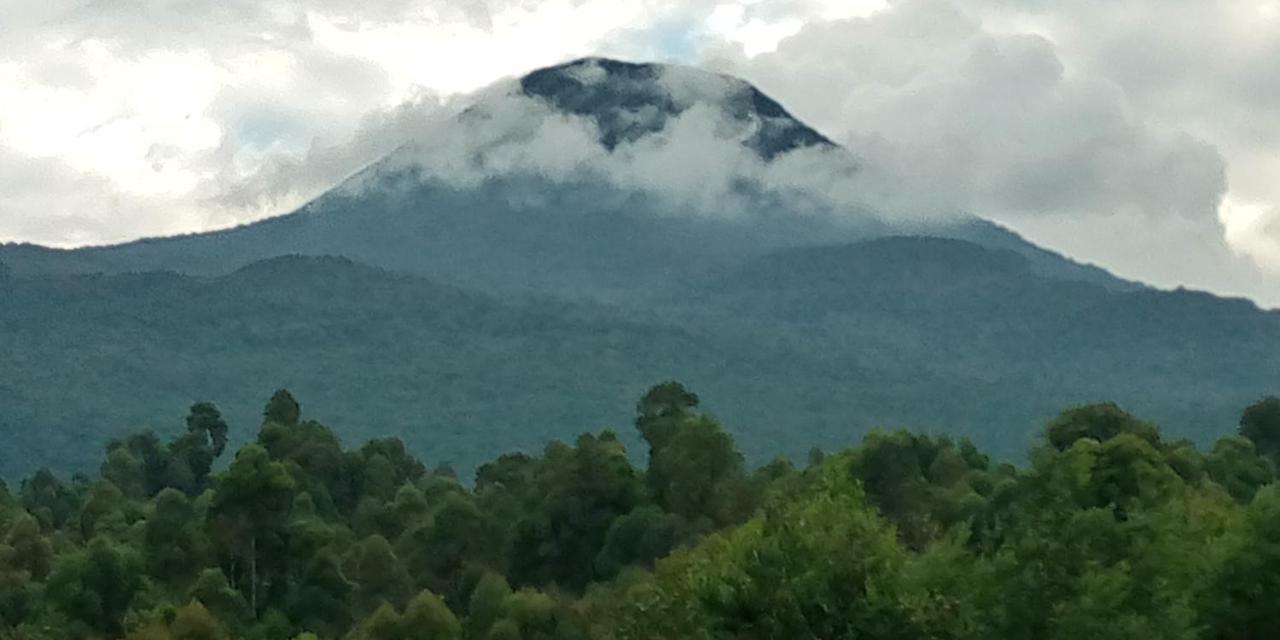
left=704, top=0, right=1275, bottom=301
left=1, top=0, right=1278, bottom=305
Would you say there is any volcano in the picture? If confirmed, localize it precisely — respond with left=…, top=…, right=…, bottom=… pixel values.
left=1, top=58, right=1275, bottom=478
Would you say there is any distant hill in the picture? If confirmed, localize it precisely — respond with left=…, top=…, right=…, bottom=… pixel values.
left=2, top=240, right=1277, bottom=479
left=0, top=253, right=981, bottom=477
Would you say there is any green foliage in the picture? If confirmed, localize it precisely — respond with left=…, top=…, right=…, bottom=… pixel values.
left=400, top=590, right=461, bottom=640
left=170, top=601, right=228, bottom=640
left=1046, top=403, right=1161, bottom=451
left=4, top=385, right=1280, bottom=640
left=350, top=591, right=461, bottom=640
left=263, top=390, right=302, bottom=427
left=594, top=507, right=688, bottom=579
left=345, top=535, right=412, bottom=613
left=616, top=458, right=928, bottom=639
left=466, top=573, right=512, bottom=639
left=1241, top=396, right=1280, bottom=458
left=45, top=537, right=145, bottom=636
left=507, top=432, right=644, bottom=590
left=1206, top=436, right=1275, bottom=502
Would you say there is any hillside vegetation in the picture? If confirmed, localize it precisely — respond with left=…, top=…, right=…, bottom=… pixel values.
left=3, top=238, right=1279, bottom=478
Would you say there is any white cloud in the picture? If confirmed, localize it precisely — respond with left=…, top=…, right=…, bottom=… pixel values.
left=702, top=0, right=1280, bottom=305
left=0, top=0, right=707, bottom=244
left=1, top=0, right=1279, bottom=307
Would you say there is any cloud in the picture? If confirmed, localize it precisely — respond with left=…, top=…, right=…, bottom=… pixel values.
left=700, top=0, right=1280, bottom=305
left=0, top=0, right=707, bottom=244
left=0, top=146, right=182, bottom=246
left=339, top=67, right=886, bottom=231
left=2, top=0, right=1279, bottom=307
left=709, top=0, right=1227, bottom=221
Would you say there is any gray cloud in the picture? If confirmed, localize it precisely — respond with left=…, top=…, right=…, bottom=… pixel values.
left=699, top=0, right=1279, bottom=304
left=330, top=70, right=898, bottom=232
left=0, top=147, right=176, bottom=246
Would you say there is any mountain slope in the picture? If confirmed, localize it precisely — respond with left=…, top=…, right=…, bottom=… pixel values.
left=0, top=254, right=989, bottom=478
left=2, top=238, right=1277, bottom=479
left=673, top=236, right=1280, bottom=447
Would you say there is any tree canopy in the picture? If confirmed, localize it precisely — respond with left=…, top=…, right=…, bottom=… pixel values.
left=1, top=387, right=1278, bottom=640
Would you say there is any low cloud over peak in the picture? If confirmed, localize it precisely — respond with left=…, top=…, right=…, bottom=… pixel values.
left=2, top=0, right=1279, bottom=306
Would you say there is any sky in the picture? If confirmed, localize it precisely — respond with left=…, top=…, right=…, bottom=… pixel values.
left=1, top=0, right=1278, bottom=307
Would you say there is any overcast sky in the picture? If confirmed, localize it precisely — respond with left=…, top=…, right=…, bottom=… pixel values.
left=2, top=0, right=1278, bottom=306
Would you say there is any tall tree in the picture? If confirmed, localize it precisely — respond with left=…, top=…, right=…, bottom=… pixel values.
left=264, top=390, right=302, bottom=427
left=1240, top=396, right=1280, bottom=458
left=45, top=537, right=145, bottom=637
left=187, top=402, right=230, bottom=459
left=207, top=444, right=296, bottom=617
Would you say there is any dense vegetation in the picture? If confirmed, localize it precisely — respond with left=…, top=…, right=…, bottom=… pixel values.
left=4, top=383, right=1280, bottom=639
left=3, top=243, right=1279, bottom=480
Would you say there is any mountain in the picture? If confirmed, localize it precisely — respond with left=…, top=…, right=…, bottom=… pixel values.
left=0, top=57, right=1275, bottom=478
left=0, top=58, right=1126, bottom=298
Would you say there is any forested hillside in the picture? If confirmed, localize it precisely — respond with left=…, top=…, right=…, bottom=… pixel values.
left=3, top=383, right=1280, bottom=639
left=4, top=237, right=1279, bottom=479
left=0, top=253, right=969, bottom=477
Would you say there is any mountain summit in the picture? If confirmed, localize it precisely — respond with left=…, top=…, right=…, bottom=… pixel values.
left=518, top=57, right=834, bottom=159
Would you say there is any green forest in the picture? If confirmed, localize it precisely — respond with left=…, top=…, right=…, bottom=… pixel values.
left=4, top=383, right=1280, bottom=640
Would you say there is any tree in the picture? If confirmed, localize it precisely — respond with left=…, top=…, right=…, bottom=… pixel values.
left=399, top=590, right=461, bottom=640
left=78, top=480, right=129, bottom=540
left=110, top=431, right=172, bottom=497
left=1046, top=403, right=1160, bottom=451
left=398, top=493, right=491, bottom=600
left=157, top=403, right=232, bottom=496
left=264, top=390, right=302, bottom=427
left=101, top=447, right=147, bottom=499
left=635, top=381, right=699, bottom=427
left=1206, top=435, right=1275, bottom=502
left=207, top=445, right=296, bottom=616
left=359, top=603, right=402, bottom=640
left=346, top=534, right=413, bottom=613
left=187, top=568, right=253, bottom=630
left=1240, top=396, right=1280, bottom=458
left=493, top=588, right=560, bottom=640
left=466, top=573, right=512, bottom=640
left=286, top=550, right=354, bottom=638
left=594, top=506, right=688, bottom=579
left=616, top=459, right=930, bottom=640
left=170, top=601, right=228, bottom=640
left=20, top=468, right=79, bottom=529
left=3, top=513, right=52, bottom=580
left=146, top=489, right=210, bottom=585
left=1200, top=485, right=1280, bottom=639
left=187, top=402, right=230, bottom=459
left=644, top=415, right=747, bottom=527
left=45, top=537, right=145, bottom=637
left=0, top=524, right=42, bottom=628
left=508, top=432, right=643, bottom=589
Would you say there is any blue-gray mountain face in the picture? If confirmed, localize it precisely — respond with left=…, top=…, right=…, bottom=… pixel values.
left=1, top=58, right=1276, bottom=478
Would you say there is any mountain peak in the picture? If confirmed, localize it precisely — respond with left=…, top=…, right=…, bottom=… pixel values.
left=518, top=57, right=834, bottom=160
